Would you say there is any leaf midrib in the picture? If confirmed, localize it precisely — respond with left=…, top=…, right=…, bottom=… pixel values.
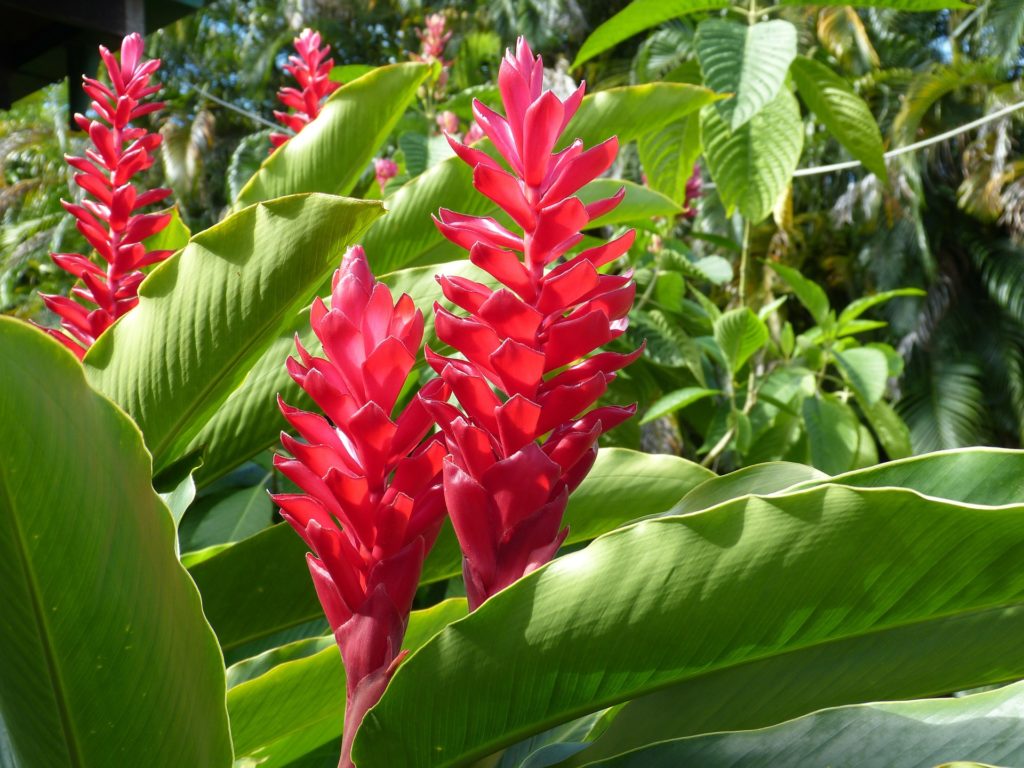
left=0, top=464, right=83, bottom=767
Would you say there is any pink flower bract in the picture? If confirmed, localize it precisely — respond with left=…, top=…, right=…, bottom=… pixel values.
left=270, top=28, right=341, bottom=150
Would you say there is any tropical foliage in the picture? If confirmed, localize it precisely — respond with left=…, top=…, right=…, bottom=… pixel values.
left=2, top=0, right=1024, bottom=766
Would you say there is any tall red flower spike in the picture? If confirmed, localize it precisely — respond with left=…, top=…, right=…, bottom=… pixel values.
left=274, top=246, right=449, bottom=768
left=270, top=28, right=341, bottom=150
left=39, top=32, right=173, bottom=360
left=422, top=38, right=640, bottom=610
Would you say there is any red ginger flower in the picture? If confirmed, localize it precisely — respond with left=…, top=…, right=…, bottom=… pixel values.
left=421, top=38, right=640, bottom=610
left=273, top=246, right=448, bottom=768
left=39, top=32, right=173, bottom=359
left=270, top=28, right=341, bottom=150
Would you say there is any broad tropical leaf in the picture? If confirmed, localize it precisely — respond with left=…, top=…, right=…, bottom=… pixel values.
left=834, top=347, right=889, bottom=404
left=790, top=56, right=888, bottom=180
left=584, top=679, right=1024, bottom=767
left=702, top=89, right=804, bottom=222
left=356, top=483, right=1024, bottom=767
left=714, top=308, right=769, bottom=373
left=669, top=462, right=828, bottom=514
left=782, top=0, right=971, bottom=8
left=233, top=63, right=430, bottom=209
left=637, top=113, right=702, bottom=204
left=571, top=0, right=731, bottom=68
left=363, top=83, right=717, bottom=273
left=768, top=262, right=830, bottom=325
left=695, top=19, right=798, bottom=130
left=640, top=387, right=720, bottom=424
left=84, top=194, right=383, bottom=475
left=228, top=600, right=466, bottom=768
left=0, top=319, right=231, bottom=767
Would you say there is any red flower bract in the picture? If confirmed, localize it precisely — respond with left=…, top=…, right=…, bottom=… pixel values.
left=422, top=38, right=640, bottom=610
left=39, top=33, right=173, bottom=359
left=270, top=28, right=341, bottom=150
left=274, top=246, right=448, bottom=768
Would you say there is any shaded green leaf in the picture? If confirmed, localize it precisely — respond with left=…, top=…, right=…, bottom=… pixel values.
left=714, top=307, right=769, bottom=373
left=640, top=387, right=720, bottom=424
left=768, top=262, right=830, bottom=325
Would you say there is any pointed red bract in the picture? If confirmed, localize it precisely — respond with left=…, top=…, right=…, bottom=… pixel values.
left=275, top=246, right=448, bottom=768
left=270, top=28, right=342, bottom=150
left=38, top=33, right=172, bottom=359
left=423, top=38, right=639, bottom=610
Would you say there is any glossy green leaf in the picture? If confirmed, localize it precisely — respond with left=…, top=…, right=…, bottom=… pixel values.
left=637, top=113, right=702, bottom=204
left=640, top=387, right=720, bottom=424
left=702, top=89, right=804, bottom=222
left=781, top=0, right=971, bottom=8
left=838, top=288, right=925, bottom=326
left=790, top=56, right=887, bottom=180
left=669, top=461, right=828, bottom=515
left=180, top=471, right=274, bottom=552
left=357, top=484, right=1024, bottom=766
left=768, top=262, right=830, bottom=326
left=233, top=63, right=430, bottom=208
left=585, top=679, right=1024, bottom=767
left=0, top=319, right=231, bottom=767
left=858, top=397, right=913, bottom=459
left=84, top=194, right=383, bottom=475
left=572, top=0, right=730, bottom=68
left=581, top=180, right=682, bottom=227
left=714, top=307, right=769, bottom=373
left=364, top=83, right=717, bottom=274
left=695, top=19, right=798, bottom=130
left=229, top=600, right=467, bottom=768
left=142, top=205, right=191, bottom=253
left=835, top=347, right=889, bottom=404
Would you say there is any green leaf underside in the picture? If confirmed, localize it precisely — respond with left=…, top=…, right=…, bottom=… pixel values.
left=572, top=0, right=731, bottom=68
left=228, top=600, right=466, bottom=767
left=356, top=484, right=1024, bottom=766
left=790, top=56, right=888, bottom=180
left=0, top=319, right=231, bottom=767
left=696, top=20, right=798, bottom=130
left=84, top=194, right=383, bottom=474
left=702, top=89, right=804, bottom=223
left=584, top=679, right=1024, bottom=767
left=233, top=63, right=430, bottom=208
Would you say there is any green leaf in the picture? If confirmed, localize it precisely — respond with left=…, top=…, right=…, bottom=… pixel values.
left=702, top=89, right=804, bottom=223
left=838, top=288, right=925, bottom=326
left=329, top=63, right=376, bottom=83
left=180, top=471, right=274, bottom=552
left=714, top=307, right=769, bottom=373
left=228, top=600, right=466, bottom=768
left=859, top=398, right=913, bottom=459
left=637, top=113, right=702, bottom=204
left=143, top=205, right=191, bottom=253
left=364, top=83, right=717, bottom=274
left=355, top=483, right=1024, bottom=767
left=669, top=461, right=828, bottom=514
left=233, top=63, right=430, bottom=209
left=581, top=180, right=682, bottom=227
left=802, top=394, right=864, bottom=474
left=834, top=347, right=889, bottom=404
left=572, top=0, right=730, bottom=68
left=790, top=56, right=888, bottom=180
left=84, top=194, right=383, bottom=475
left=640, top=387, right=720, bottom=424
left=767, top=262, right=831, bottom=326
left=0, top=319, right=231, bottom=767
left=695, top=19, right=798, bottom=130
left=781, top=0, right=971, bottom=8
left=584, top=679, right=1024, bottom=767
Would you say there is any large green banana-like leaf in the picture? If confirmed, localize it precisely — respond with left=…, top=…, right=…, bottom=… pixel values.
left=363, top=83, right=717, bottom=274
left=354, top=484, right=1024, bottom=767
left=670, top=461, right=827, bottom=515
left=190, top=449, right=710, bottom=654
left=232, top=63, right=430, bottom=209
left=584, top=679, right=1024, bottom=767
left=782, top=0, right=971, bottom=7
left=572, top=0, right=731, bottom=69
left=228, top=600, right=466, bottom=768
left=695, top=19, right=798, bottom=130
left=84, top=194, right=383, bottom=475
left=0, top=320, right=232, bottom=767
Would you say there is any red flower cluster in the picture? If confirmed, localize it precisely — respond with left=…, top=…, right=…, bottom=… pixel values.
left=270, top=28, right=341, bottom=150
left=273, top=247, right=448, bottom=768
left=422, top=38, right=639, bottom=610
left=40, top=33, right=172, bottom=359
